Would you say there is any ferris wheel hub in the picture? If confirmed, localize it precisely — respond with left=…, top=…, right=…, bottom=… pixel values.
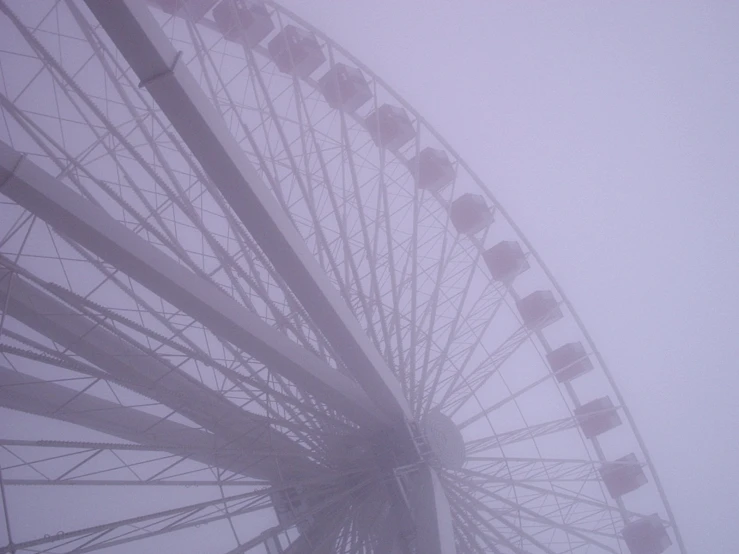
left=419, top=410, right=466, bottom=470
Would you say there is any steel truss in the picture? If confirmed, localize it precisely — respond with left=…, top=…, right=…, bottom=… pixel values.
left=0, top=1, right=686, bottom=553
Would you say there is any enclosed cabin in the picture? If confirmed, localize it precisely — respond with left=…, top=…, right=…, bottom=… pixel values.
left=152, top=0, right=217, bottom=21
left=212, top=0, right=274, bottom=48
left=599, top=453, right=648, bottom=498
left=409, top=147, right=455, bottom=192
left=364, top=104, right=415, bottom=151
left=546, top=341, right=593, bottom=382
left=483, top=241, right=529, bottom=283
left=622, top=515, right=672, bottom=554
left=574, top=396, right=622, bottom=438
left=516, top=290, right=563, bottom=330
left=318, top=63, right=372, bottom=112
left=449, top=194, right=495, bottom=235
left=268, top=24, right=326, bottom=78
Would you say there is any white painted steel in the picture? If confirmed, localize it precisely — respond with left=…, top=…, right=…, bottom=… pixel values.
left=83, top=0, right=411, bottom=424
left=0, top=141, right=384, bottom=429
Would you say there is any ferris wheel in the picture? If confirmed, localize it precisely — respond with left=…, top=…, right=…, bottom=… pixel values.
left=0, top=1, right=687, bottom=553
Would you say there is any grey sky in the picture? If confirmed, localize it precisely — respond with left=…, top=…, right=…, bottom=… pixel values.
left=278, top=1, right=739, bottom=551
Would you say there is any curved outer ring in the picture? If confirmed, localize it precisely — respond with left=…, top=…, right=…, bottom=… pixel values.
left=262, top=2, right=688, bottom=551
left=1, top=0, right=685, bottom=550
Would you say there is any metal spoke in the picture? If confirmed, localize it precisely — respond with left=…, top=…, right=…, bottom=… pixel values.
left=0, top=140, right=384, bottom=428
left=0, top=2, right=686, bottom=553
left=83, top=0, right=410, bottom=422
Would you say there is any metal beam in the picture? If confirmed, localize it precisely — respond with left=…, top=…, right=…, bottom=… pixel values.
left=0, top=365, right=278, bottom=480
left=0, top=462, right=272, bottom=554
left=0, top=266, right=316, bottom=470
left=0, top=141, right=384, bottom=429
left=80, top=4, right=455, bottom=553
left=82, top=0, right=410, bottom=422
left=1, top=4, right=456, bottom=552
left=412, top=466, right=457, bottom=554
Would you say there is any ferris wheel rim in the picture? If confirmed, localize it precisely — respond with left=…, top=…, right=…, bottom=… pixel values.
left=255, top=2, right=687, bottom=550
left=0, top=0, right=687, bottom=552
